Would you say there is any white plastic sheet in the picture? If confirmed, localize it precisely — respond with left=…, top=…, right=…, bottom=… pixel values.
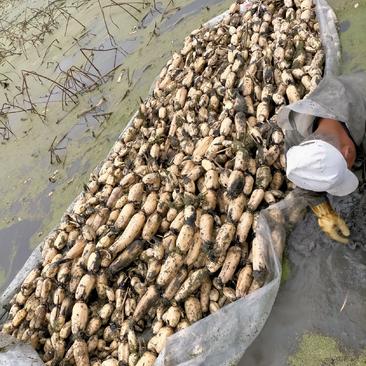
left=0, top=334, right=43, bottom=366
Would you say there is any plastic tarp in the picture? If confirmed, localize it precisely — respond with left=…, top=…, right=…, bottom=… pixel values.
left=0, top=334, right=44, bottom=366
left=154, top=192, right=308, bottom=366
left=0, top=0, right=341, bottom=365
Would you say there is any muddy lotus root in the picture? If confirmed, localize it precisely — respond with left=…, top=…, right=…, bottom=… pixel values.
left=1, top=0, right=324, bottom=365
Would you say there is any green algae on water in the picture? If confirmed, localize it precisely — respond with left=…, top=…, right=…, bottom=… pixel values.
left=0, top=269, right=6, bottom=291
left=327, top=0, right=366, bottom=73
left=288, top=333, right=366, bottom=366
left=281, top=256, right=292, bottom=284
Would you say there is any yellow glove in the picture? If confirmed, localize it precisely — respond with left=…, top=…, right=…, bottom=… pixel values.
left=311, top=201, right=350, bottom=244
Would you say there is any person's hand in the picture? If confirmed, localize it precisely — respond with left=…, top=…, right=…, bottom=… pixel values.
left=311, top=201, right=350, bottom=244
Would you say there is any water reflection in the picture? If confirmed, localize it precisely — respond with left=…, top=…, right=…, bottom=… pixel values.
left=0, top=220, right=41, bottom=292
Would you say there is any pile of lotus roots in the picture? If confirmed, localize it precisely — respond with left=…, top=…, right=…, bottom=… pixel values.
left=1, top=0, right=324, bottom=365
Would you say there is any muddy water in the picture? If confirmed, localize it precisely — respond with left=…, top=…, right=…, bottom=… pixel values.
left=330, top=0, right=366, bottom=73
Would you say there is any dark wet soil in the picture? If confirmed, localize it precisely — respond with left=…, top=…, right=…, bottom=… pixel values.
left=241, top=190, right=366, bottom=365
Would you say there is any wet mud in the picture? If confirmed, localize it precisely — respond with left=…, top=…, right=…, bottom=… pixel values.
left=241, top=191, right=366, bottom=365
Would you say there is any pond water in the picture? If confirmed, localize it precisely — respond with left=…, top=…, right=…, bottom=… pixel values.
left=0, top=0, right=365, bottom=365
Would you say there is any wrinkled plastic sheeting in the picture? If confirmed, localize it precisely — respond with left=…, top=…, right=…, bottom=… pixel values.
left=155, top=193, right=307, bottom=366
left=314, top=0, right=340, bottom=76
left=0, top=1, right=339, bottom=365
left=279, top=0, right=343, bottom=126
left=155, top=281, right=280, bottom=366
left=0, top=334, right=43, bottom=366
left=0, top=247, right=42, bottom=321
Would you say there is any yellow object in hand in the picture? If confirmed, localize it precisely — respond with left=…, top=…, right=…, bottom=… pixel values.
left=311, top=201, right=350, bottom=244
